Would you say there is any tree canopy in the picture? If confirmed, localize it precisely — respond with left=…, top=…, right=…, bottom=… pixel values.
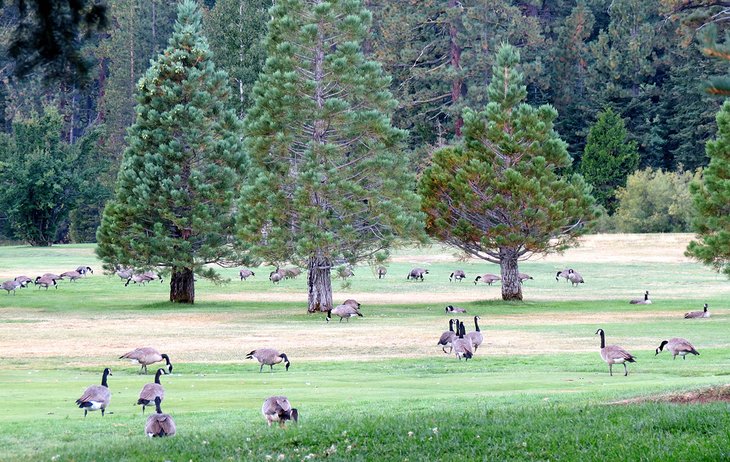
left=419, top=43, right=597, bottom=301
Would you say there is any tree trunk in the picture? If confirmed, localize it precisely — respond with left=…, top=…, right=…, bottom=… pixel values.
left=170, top=267, right=195, bottom=304
left=307, top=253, right=333, bottom=313
left=449, top=0, right=463, bottom=137
left=500, top=248, right=522, bottom=301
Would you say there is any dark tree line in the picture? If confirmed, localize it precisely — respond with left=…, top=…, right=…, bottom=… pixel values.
left=0, top=0, right=728, bottom=245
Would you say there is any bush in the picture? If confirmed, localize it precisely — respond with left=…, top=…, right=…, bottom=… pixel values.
left=613, top=168, right=699, bottom=233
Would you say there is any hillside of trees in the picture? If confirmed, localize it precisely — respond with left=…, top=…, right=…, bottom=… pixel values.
left=0, top=0, right=726, bottom=244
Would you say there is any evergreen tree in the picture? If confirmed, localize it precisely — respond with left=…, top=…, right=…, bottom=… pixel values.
left=686, top=100, right=730, bottom=277
left=580, top=108, right=639, bottom=213
left=548, top=1, right=596, bottom=161
left=419, top=44, right=597, bottom=301
left=204, top=0, right=271, bottom=118
left=586, top=0, right=665, bottom=168
left=0, top=106, right=102, bottom=246
left=96, top=0, right=246, bottom=303
left=239, top=0, right=425, bottom=313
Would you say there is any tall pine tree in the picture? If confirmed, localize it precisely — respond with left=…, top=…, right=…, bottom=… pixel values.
left=419, top=44, right=597, bottom=301
left=580, top=108, right=639, bottom=214
left=96, top=0, right=246, bottom=303
left=239, top=0, right=425, bottom=313
left=686, top=100, right=730, bottom=277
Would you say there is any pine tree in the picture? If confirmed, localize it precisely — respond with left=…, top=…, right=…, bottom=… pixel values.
left=586, top=0, right=665, bottom=168
left=686, top=100, right=730, bottom=277
left=580, top=108, right=639, bottom=213
left=96, top=0, right=246, bottom=303
left=204, top=0, right=271, bottom=118
left=239, top=0, right=425, bottom=313
left=419, top=43, right=597, bottom=301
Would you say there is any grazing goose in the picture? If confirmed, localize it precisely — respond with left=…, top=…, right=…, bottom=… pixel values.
left=142, top=271, right=164, bottom=283
left=465, top=316, right=484, bottom=352
left=518, top=273, right=533, bottom=282
left=76, top=266, right=94, bottom=276
left=655, top=338, right=700, bottom=360
left=262, top=396, right=298, bottom=427
left=137, top=368, right=167, bottom=414
left=42, top=273, right=63, bottom=280
left=34, top=276, right=57, bottom=289
left=120, top=347, right=173, bottom=374
left=246, top=348, right=290, bottom=372
left=2, top=280, right=21, bottom=294
left=444, top=305, right=467, bottom=314
left=14, top=275, right=33, bottom=287
left=60, top=270, right=83, bottom=282
left=474, top=274, right=501, bottom=285
left=684, top=303, right=710, bottom=319
left=377, top=266, right=387, bottom=279
left=115, top=268, right=133, bottom=280
left=437, top=319, right=457, bottom=354
left=449, top=270, right=466, bottom=282
left=555, top=269, right=572, bottom=282
left=326, top=303, right=364, bottom=323
left=269, top=272, right=283, bottom=284
left=239, top=269, right=255, bottom=280
left=406, top=267, right=429, bottom=281
left=145, top=397, right=176, bottom=437
left=125, top=274, right=151, bottom=286
left=567, top=270, right=584, bottom=286
left=629, top=291, right=651, bottom=305
left=76, top=368, right=112, bottom=417
left=452, top=321, right=473, bottom=360
left=595, top=328, right=636, bottom=376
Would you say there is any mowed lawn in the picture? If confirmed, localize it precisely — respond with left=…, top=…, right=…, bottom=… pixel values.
left=0, top=234, right=729, bottom=461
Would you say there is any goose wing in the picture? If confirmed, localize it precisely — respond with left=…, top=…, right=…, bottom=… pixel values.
left=604, top=345, right=635, bottom=362
left=77, top=385, right=110, bottom=404
left=437, top=331, right=455, bottom=345
left=139, top=383, right=164, bottom=402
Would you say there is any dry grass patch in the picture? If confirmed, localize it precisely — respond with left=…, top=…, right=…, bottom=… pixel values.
left=614, top=385, right=730, bottom=405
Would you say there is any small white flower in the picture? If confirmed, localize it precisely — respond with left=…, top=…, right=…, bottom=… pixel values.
left=407, top=431, right=414, bottom=437
left=432, top=427, right=438, bottom=434
left=341, top=430, right=347, bottom=437
left=277, top=454, right=285, bottom=460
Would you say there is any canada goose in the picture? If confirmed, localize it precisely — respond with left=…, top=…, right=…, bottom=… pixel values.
left=282, top=267, right=301, bottom=279
left=567, top=270, right=584, bottom=286
left=595, top=328, right=636, bottom=376
left=474, top=274, right=500, bottom=285
left=125, top=274, right=151, bottom=286
left=684, top=303, right=710, bottom=319
left=518, top=273, right=533, bottom=282
left=377, top=266, right=387, bottom=279
left=629, top=291, right=651, bottom=305
left=655, top=338, right=700, bottom=360
left=342, top=299, right=361, bottom=309
left=2, top=280, right=21, bottom=294
left=14, top=275, right=33, bottom=287
left=239, top=269, right=255, bottom=280
left=145, top=397, right=176, bottom=437
left=326, top=303, right=364, bottom=322
left=407, top=268, right=429, bottom=281
left=142, top=271, right=163, bottom=283
left=555, top=269, right=572, bottom=282
left=437, top=319, right=457, bottom=354
left=444, top=305, right=467, bottom=313
left=262, top=396, right=298, bottom=427
left=137, top=368, right=167, bottom=414
left=269, top=272, right=283, bottom=284
left=42, top=273, right=63, bottom=280
left=75, top=266, right=94, bottom=275
left=465, top=316, right=484, bottom=352
left=60, top=270, right=83, bottom=282
left=336, top=266, right=355, bottom=279
left=246, top=348, right=290, bottom=372
left=449, top=270, right=466, bottom=282
left=116, top=268, right=133, bottom=280
left=120, top=347, right=173, bottom=374
left=75, top=368, right=112, bottom=417
left=34, top=276, right=57, bottom=289
left=452, top=321, right=473, bottom=360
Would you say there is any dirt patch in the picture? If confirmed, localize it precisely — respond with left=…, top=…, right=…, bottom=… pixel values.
left=614, top=385, right=730, bottom=405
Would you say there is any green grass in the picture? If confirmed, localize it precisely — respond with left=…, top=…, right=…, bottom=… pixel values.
left=0, top=241, right=729, bottom=461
